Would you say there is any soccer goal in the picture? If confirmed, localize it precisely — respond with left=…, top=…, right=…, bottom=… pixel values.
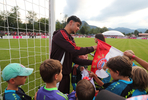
left=0, top=0, right=55, bottom=99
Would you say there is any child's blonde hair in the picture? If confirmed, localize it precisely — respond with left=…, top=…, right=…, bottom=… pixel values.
left=125, top=50, right=135, bottom=60
left=125, top=50, right=135, bottom=55
left=131, top=66, right=148, bottom=91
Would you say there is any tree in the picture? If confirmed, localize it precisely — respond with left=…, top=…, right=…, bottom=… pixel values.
left=145, top=30, right=148, bottom=33
left=26, top=11, right=37, bottom=24
left=90, top=27, right=102, bottom=34
left=80, top=22, right=90, bottom=34
left=89, top=28, right=96, bottom=34
left=95, top=27, right=101, bottom=33
left=38, top=18, right=48, bottom=32
left=126, top=33, right=132, bottom=36
left=62, top=14, right=68, bottom=27
left=134, top=30, right=139, bottom=36
left=79, top=27, right=86, bottom=34
left=122, top=32, right=126, bottom=35
left=56, top=20, right=63, bottom=30
left=26, top=11, right=37, bottom=30
left=100, top=27, right=108, bottom=33
left=5, top=6, right=22, bottom=32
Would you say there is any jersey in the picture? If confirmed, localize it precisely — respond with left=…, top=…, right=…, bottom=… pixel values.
left=68, top=91, right=76, bottom=100
left=132, top=62, right=137, bottom=67
left=37, top=86, right=68, bottom=100
left=50, top=29, right=94, bottom=75
left=3, top=87, right=32, bottom=100
left=132, top=89, right=147, bottom=97
left=100, top=79, right=133, bottom=98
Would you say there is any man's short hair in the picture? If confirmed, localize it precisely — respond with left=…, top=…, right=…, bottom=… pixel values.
left=67, top=15, right=82, bottom=25
left=76, top=79, right=95, bottom=100
left=40, top=59, right=62, bottom=83
left=106, top=56, right=132, bottom=77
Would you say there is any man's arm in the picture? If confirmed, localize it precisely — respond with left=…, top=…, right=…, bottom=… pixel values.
left=72, top=56, right=92, bottom=66
left=53, top=30, right=97, bottom=56
left=124, top=51, right=148, bottom=71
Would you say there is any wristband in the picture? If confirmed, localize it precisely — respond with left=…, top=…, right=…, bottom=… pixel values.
left=132, top=55, right=135, bottom=59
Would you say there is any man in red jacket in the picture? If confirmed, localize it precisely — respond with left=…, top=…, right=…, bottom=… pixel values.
left=50, top=15, right=97, bottom=94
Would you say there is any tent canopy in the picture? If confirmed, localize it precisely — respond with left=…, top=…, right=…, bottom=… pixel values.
left=102, top=30, right=124, bottom=36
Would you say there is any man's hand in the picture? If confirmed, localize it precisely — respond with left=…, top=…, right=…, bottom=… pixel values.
left=80, top=66, right=84, bottom=71
left=93, top=45, right=97, bottom=50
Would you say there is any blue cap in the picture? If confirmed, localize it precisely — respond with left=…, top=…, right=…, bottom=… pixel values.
left=2, top=63, right=33, bottom=81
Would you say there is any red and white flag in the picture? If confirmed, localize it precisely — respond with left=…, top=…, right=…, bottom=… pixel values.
left=91, top=39, right=123, bottom=78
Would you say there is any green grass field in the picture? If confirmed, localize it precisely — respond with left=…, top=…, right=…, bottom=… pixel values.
left=75, top=38, right=148, bottom=66
left=0, top=38, right=148, bottom=97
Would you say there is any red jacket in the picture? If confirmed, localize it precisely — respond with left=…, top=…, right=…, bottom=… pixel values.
left=50, top=29, right=94, bottom=74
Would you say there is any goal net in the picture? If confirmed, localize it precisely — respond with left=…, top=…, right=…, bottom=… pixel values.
left=0, top=0, right=54, bottom=99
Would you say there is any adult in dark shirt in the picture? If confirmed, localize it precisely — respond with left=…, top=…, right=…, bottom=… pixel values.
left=50, top=15, right=97, bottom=94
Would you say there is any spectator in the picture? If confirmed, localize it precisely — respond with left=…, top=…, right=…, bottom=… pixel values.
left=50, top=15, right=97, bottom=93
left=91, top=33, right=111, bottom=90
left=89, top=56, right=133, bottom=98
left=68, top=79, right=95, bottom=100
left=94, top=33, right=106, bottom=43
left=2, top=63, right=34, bottom=100
left=131, top=66, right=148, bottom=96
left=37, top=59, right=68, bottom=100
left=71, top=54, right=89, bottom=91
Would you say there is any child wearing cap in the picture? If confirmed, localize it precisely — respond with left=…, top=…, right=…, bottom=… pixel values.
left=37, top=59, right=68, bottom=100
left=2, top=63, right=34, bottom=100
left=89, top=56, right=133, bottom=98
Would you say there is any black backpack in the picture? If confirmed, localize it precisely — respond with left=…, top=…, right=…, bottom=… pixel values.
left=3, top=87, right=32, bottom=100
left=99, top=80, right=133, bottom=98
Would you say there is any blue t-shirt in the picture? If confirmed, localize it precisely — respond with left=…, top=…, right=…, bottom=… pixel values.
left=4, top=89, right=21, bottom=100
left=3, top=87, right=32, bottom=100
left=68, top=91, right=76, bottom=100
left=132, top=89, right=147, bottom=97
left=132, top=62, right=137, bottom=67
left=37, top=86, right=68, bottom=100
left=105, top=79, right=133, bottom=97
left=94, top=70, right=111, bottom=90
left=102, top=71, right=111, bottom=83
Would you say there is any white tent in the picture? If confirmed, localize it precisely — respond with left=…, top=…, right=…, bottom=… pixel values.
left=102, top=30, right=124, bottom=36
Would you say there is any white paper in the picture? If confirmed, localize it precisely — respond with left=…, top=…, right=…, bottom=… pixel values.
left=81, top=69, right=96, bottom=89
left=95, top=69, right=109, bottom=78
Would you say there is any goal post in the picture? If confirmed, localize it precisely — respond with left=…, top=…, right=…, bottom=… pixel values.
left=49, top=0, right=55, bottom=58
left=0, top=0, right=55, bottom=99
